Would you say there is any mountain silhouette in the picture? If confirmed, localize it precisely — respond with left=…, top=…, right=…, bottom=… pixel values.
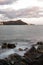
left=3, top=20, right=28, bottom=25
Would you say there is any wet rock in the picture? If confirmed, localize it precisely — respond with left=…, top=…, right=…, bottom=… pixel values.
left=37, top=41, right=43, bottom=45
left=24, top=46, right=37, bottom=55
left=0, top=52, right=43, bottom=65
left=37, top=45, right=43, bottom=53
left=8, top=53, right=22, bottom=61
left=8, top=53, right=30, bottom=65
left=24, top=46, right=38, bottom=61
left=31, top=54, right=43, bottom=65
left=36, top=41, right=43, bottom=53
left=6, top=53, right=22, bottom=65
left=31, top=41, right=43, bottom=53
left=24, top=42, right=43, bottom=65
left=2, top=43, right=16, bottom=49
left=18, top=48, right=28, bottom=51
left=24, top=48, right=28, bottom=51
left=2, top=43, right=7, bottom=49
left=4, top=53, right=30, bottom=65
left=0, top=59, right=12, bottom=65
left=28, top=46, right=37, bottom=53
left=7, top=43, right=16, bottom=49
left=32, top=41, right=43, bottom=53
left=18, top=48, right=23, bottom=51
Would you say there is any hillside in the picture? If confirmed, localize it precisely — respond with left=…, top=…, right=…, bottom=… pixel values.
left=3, top=20, right=28, bottom=25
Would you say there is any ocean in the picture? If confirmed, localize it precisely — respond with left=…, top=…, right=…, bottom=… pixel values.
left=0, top=25, right=43, bottom=59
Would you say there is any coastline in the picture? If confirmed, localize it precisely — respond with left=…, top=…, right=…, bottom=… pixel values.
left=0, top=41, right=43, bottom=65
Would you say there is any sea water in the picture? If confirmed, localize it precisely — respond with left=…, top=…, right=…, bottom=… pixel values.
left=0, top=25, right=43, bottom=59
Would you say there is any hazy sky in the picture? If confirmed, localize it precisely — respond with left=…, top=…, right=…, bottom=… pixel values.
left=0, top=0, right=43, bottom=24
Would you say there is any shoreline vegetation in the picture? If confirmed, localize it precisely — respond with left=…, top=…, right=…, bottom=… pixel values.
left=0, top=41, right=43, bottom=65
left=0, top=20, right=35, bottom=25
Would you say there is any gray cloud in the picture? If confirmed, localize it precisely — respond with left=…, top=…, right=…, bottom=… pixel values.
left=4, top=7, right=40, bottom=19
left=0, top=0, right=17, bottom=5
left=0, top=7, right=42, bottom=20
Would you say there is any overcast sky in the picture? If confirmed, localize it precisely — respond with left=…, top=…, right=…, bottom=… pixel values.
left=0, top=0, right=43, bottom=24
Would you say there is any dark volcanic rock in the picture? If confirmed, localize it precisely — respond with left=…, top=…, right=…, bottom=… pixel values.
left=7, top=43, right=16, bottom=49
left=18, top=48, right=23, bottom=51
left=0, top=59, right=11, bottom=65
left=5, top=53, right=30, bottom=65
left=28, top=46, right=37, bottom=53
left=24, top=46, right=38, bottom=61
left=3, top=20, right=28, bottom=25
left=0, top=41, right=43, bottom=65
left=37, top=41, right=43, bottom=45
left=31, top=54, right=43, bottom=65
left=24, top=48, right=28, bottom=51
left=24, top=42, right=43, bottom=65
left=2, top=43, right=7, bottom=49
left=33, top=41, right=43, bottom=53
left=0, top=52, right=43, bottom=65
left=2, top=43, right=16, bottom=49
left=37, top=45, right=43, bottom=53
left=0, top=54, right=43, bottom=65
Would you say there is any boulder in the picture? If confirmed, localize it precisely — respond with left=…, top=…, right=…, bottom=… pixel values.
left=2, top=43, right=7, bottom=49
left=6, top=53, right=22, bottom=65
left=31, top=54, right=43, bottom=65
left=37, top=45, right=43, bottom=53
left=8, top=53, right=30, bottom=65
left=4, top=53, right=30, bottom=65
left=24, top=46, right=38, bottom=61
left=37, top=41, right=43, bottom=45
left=24, top=48, right=28, bottom=51
left=24, top=44, right=43, bottom=65
left=7, top=43, right=16, bottom=49
left=2, top=43, right=16, bottom=49
left=18, top=48, right=23, bottom=51
left=0, top=59, right=11, bottom=65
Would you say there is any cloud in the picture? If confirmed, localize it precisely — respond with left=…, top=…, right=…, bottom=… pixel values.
left=3, top=7, right=40, bottom=18
left=0, top=0, right=17, bottom=5
left=0, top=7, right=41, bottom=20
left=0, top=7, right=43, bottom=21
left=9, top=0, right=43, bottom=10
left=21, top=17, right=43, bottom=25
left=0, top=13, right=9, bottom=21
left=0, top=0, right=43, bottom=10
left=38, top=0, right=43, bottom=1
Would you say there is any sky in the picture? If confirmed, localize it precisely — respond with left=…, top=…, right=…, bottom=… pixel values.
left=0, top=0, right=43, bottom=24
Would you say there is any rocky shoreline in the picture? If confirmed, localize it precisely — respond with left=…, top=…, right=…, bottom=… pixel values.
left=0, top=41, right=43, bottom=65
